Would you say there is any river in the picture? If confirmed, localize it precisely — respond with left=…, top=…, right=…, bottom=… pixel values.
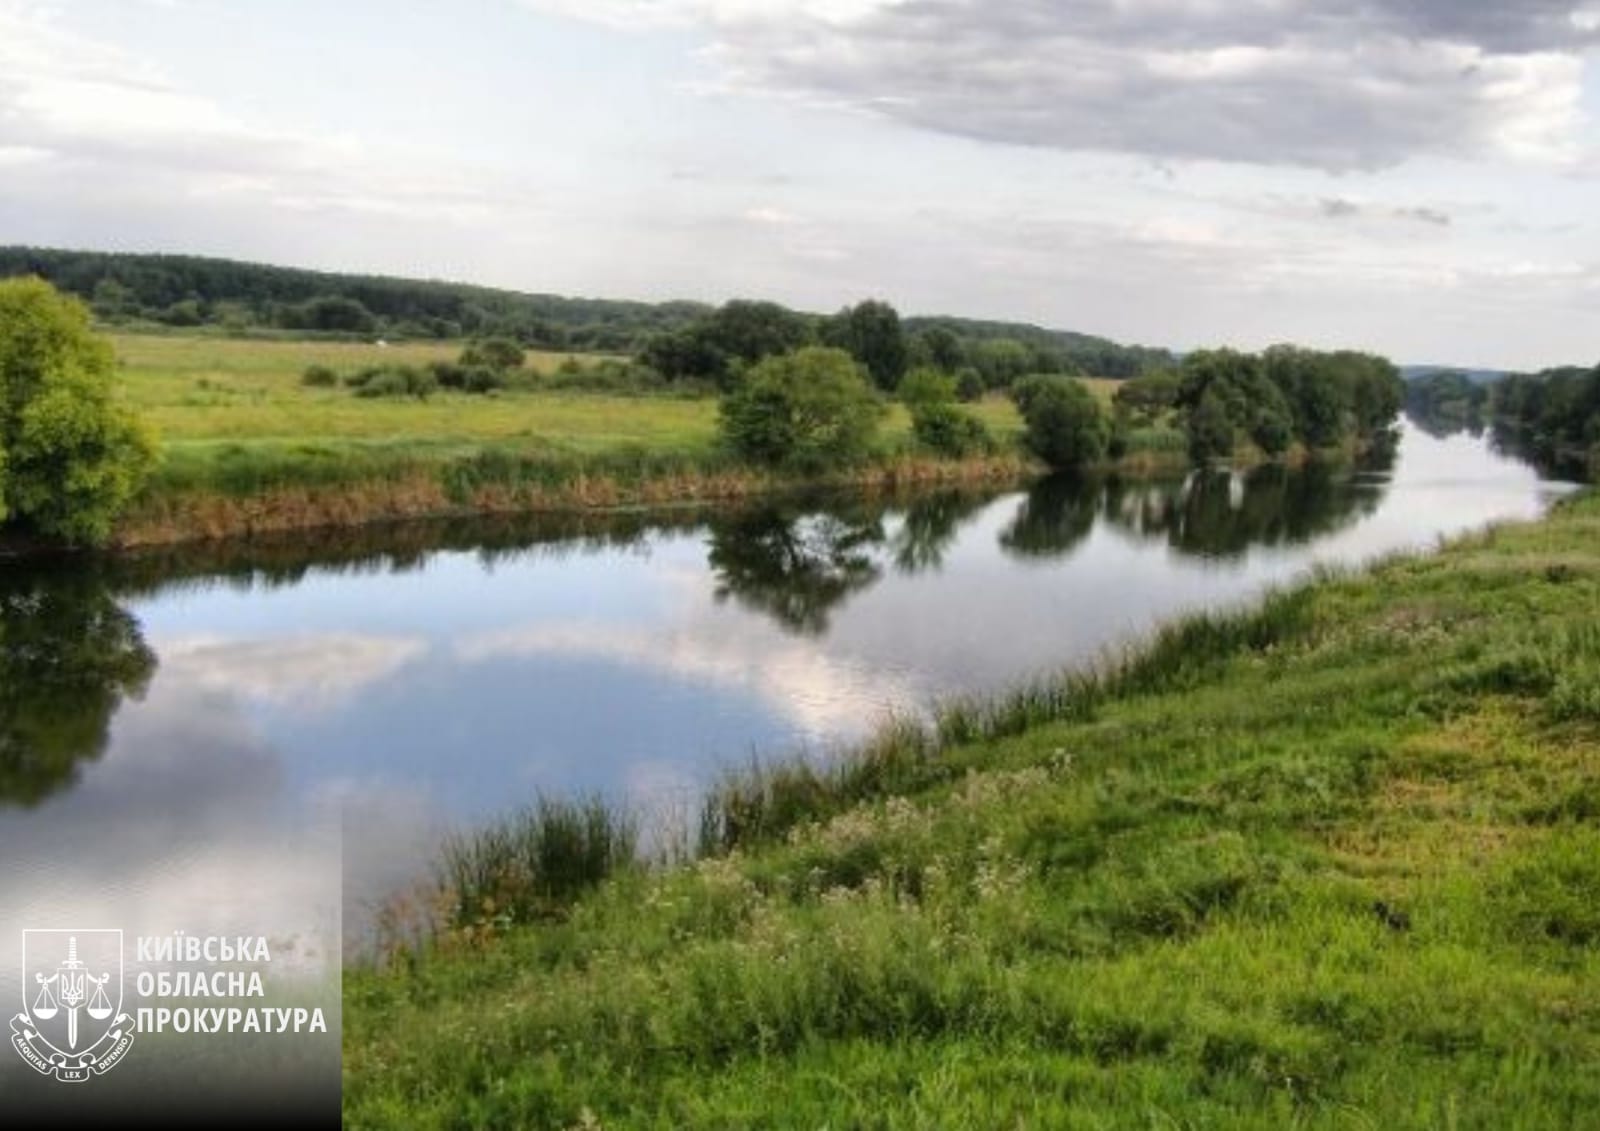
left=0, top=419, right=1575, bottom=960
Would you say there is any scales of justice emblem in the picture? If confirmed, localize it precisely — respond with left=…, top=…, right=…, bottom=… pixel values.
left=10, top=930, right=135, bottom=1083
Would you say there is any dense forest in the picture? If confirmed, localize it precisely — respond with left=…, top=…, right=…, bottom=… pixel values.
left=1491, top=364, right=1600, bottom=479
left=0, top=247, right=1172, bottom=378
left=1403, top=369, right=1490, bottom=436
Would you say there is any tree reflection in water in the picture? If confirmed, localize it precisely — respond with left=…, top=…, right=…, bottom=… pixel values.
left=708, top=505, right=886, bottom=636
left=1000, top=455, right=1394, bottom=566
left=0, top=566, right=156, bottom=807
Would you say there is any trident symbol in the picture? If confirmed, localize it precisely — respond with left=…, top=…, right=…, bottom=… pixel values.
left=32, top=936, right=112, bottom=1050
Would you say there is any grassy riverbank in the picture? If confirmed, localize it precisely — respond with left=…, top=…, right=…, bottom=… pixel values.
left=106, top=332, right=1049, bottom=544
left=343, top=491, right=1600, bottom=1128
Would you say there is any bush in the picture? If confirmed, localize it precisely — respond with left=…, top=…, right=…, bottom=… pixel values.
left=460, top=337, right=525, bottom=373
left=954, top=368, right=986, bottom=403
left=0, top=278, right=157, bottom=544
left=1014, top=376, right=1108, bottom=471
left=719, top=347, right=885, bottom=472
left=428, top=361, right=503, bottom=394
left=301, top=364, right=338, bottom=388
left=912, top=401, right=992, bottom=457
left=349, top=365, right=438, bottom=400
left=897, top=366, right=958, bottom=407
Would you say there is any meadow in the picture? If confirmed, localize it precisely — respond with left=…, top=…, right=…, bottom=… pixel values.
left=114, top=332, right=1029, bottom=463
left=343, top=492, right=1600, bottom=1129
left=107, top=333, right=1039, bottom=543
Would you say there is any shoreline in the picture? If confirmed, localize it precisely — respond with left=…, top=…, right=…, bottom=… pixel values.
left=344, top=489, right=1600, bottom=1125
left=0, top=431, right=1393, bottom=557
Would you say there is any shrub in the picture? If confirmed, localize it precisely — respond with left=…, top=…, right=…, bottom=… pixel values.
left=0, top=278, right=157, bottom=544
left=300, top=364, right=338, bottom=388
left=954, top=368, right=986, bottom=403
left=349, top=365, right=438, bottom=400
left=460, top=337, right=525, bottom=373
left=1014, top=375, right=1108, bottom=471
left=912, top=402, right=992, bottom=458
left=461, top=366, right=504, bottom=394
left=897, top=366, right=958, bottom=407
left=719, top=347, right=885, bottom=472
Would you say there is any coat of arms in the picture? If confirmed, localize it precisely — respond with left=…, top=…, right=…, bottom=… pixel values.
left=10, top=930, right=135, bottom=1083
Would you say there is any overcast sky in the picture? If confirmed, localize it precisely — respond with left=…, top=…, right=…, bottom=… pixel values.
left=2, top=0, right=1597, bottom=368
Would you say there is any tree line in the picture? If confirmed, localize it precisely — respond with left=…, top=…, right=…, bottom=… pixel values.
left=1491, top=364, right=1600, bottom=479
left=0, top=247, right=1171, bottom=378
left=642, top=298, right=1170, bottom=391
left=1403, top=370, right=1490, bottom=436
left=1112, top=345, right=1404, bottom=465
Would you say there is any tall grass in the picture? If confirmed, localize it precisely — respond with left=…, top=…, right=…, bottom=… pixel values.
left=422, top=579, right=1325, bottom=943
left=437, top=796, right=640, bottom=935
left=697, top=585, right=1320, bottom=855
left=347, top=493, right=1600, bottom=1129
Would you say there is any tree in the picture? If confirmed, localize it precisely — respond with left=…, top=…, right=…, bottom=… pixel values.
left=705, top=300, right=812, bottom=364
left=1014, top=376, right=1108, bottom=471
left=1113, top=370, right=1180, bottom=423
left=0, top=278, right=157, bottom=544
left=899, top=367, right=989, bottom=457
left=1186, top=388, right=1235, bottom=464
left=825, top=300, right=908, bottom=391
left=972, top=338, right=1033, bottom=389
left=897, top=367, right=958, bottom=407
left=719, top=347, right=885, bottom=472
left=641, top=324, right=729, bottom=385
left=917, top=326, right=965, bottom=372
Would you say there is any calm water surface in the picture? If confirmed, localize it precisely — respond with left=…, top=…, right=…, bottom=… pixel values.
left=0, top=420, right=1575, bottom=952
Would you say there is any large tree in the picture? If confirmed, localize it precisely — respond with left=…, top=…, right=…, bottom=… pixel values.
left=826, top=300, right=908, bottom=391
left=719, top=347, right=885, bottom=472
left=0, top=278, right=157, bottom=544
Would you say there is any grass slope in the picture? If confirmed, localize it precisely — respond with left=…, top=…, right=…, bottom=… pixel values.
left=344, top=494, right=1600, bottom=1129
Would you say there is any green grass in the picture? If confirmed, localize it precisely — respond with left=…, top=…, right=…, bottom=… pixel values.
left=106, top=332, right=1032, bottom=533
left=112, top=331, right=1025, bottom=464
left=344, top=493, right=1600, bottom=1129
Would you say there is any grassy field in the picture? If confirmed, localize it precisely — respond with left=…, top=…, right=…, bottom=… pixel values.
left=101, top=332, right=1046, bottom=543
left=344, top=493, right=1600, bottom=1129
left=113, top=332, right=1026, bottom=460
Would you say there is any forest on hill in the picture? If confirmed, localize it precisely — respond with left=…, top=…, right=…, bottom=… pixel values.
left=0, top=246, right=1172, bottom=378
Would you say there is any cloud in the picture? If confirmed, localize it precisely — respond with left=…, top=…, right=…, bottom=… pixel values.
left=156, top=633, right=429, bottom=709
left=454, top=619, right=916, bottom=736
left=0, top=0, right=540, bottom=226
left=527, top=0, right=1596, bottom=170
left=1316, top=197, right=1453, bottom=226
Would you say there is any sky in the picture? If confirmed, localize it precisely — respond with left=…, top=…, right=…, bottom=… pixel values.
left=1, top=0, right=1597, bottom=369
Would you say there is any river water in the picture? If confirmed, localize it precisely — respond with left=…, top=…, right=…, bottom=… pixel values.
left=0, top=419, right=1575, bottom=956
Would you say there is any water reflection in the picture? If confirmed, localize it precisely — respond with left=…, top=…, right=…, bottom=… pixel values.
left=0, top=422, right=1572, bottom=948
left=1000, top=475, right=1099, bottom=559
left=709, top=504, right=887, bottom=636
left=0, top=568, right=156, bottom=807
left=887, top=490, right=992, bottom=574
left=1101, top=462, right=1386, bottom=561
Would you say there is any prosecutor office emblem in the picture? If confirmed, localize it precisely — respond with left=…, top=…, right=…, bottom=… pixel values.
left=10, top=930, right=135, bottom=1083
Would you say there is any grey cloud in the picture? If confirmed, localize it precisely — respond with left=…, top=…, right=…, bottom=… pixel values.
left=1318, top=198, right=1452, bottom=226
left=677, top=0, right=1595, bottom=169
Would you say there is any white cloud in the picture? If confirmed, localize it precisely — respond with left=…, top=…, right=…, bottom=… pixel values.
left=455, top=619, right=914, bottom=736
left=0, top=0, right=541, bottom=227
left=156, top=633, right=428, bottom=709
